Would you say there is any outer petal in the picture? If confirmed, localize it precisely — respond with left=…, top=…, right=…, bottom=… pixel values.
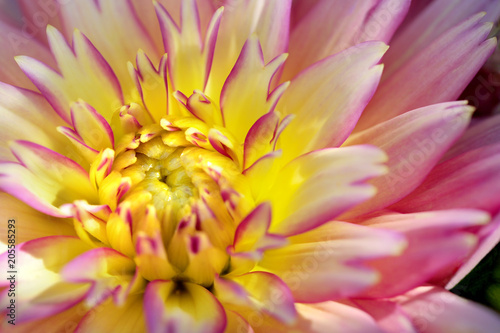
left=0, top=141, right=98, bottom=217
left=356, top=14, right=496, bottom=130
left=0, top=193, right=75, bottom=252
left=385, top=0, right=500, bottom=76
left=277, top=41, right=386, bottom=162
left=392, top=143, right=500, bottom=214
left=260, top=145, right=387, bottom=236
left=1, top=302, right=86, bottom=333
left=59, top=0, right=160, bottom=94
left=0, top=237, right=91, bottom=324
left=253, top=302, right=384, bottom=333
left=206, top=0, right=291, bottom=99
left=0, top=19, right=56, bottom=90
left=351, top=299, right=417, bottom=333
left=220, top=36, right=288, bottom=143
left=357, top=209, right=490, bottom=298
left=343, top=102, right=473, bottom=218
left=397, top=286, right=500, bottom=333
left=294, top=302, right=384, bottom=333
left=446, top=212, right=500, bottom=289
left=0, top=82, right=78, bottom=163
left=62, top=247, right=142, bottom=307
left=155, top=0, right=223, bottom=94
left=282, top=0, right=410, bottom=81
left=16, top=26, right=123, bottom=123
left=18, top=0, right=63, bottom=43
left=260, top=221, right=405, bottom=302
left=75, top=295, right=146, bottom=333
left=444, top=113, right=500, bottom=160
left=144, top=280, right=227, bottom=333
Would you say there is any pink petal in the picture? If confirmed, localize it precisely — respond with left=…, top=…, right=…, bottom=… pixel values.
left=343, top=101, right=474, bottom=218
left=0, top=193, right=75, bottom=251
left=260, top=221, right=405, bottom=302
left=62, top=247, right=139, bottom=307
left=16, top=27, right=123, bottom=124
left=393, top=143, right=500, bottom=214
left=0, top=82, right=77, bottom=163
left=385, top=0, right=500, bottom=77
left=444, top=113, right=500, bottom=160
left=0, top=19, right=56, bottom=90
left=283, top=0, right=410, bottom=81
left=144, top=280, right=226, bottom=333
left=446, top=212, right=500, bottom=289
left=18, top=0, right=63, bottom=44
left=398, top=286, right=500, bottom=333
left=3, top=302, right=85, bottom=333
left=351, top=299, right=417, bottom=333
left=356, top=13, right=496, bottom=130
left=277, top=41, right=386, bottom=162
left=0, top=141, right=98, bottom=217
left=358, top=209, right=489, bottom=298
left=261, top=145, right=387, bottom=236
left=0, top=236, right=91, bottom=323
left=290, top=0, right=320, bottom=28
left=277, top=302, right=384, bottom=333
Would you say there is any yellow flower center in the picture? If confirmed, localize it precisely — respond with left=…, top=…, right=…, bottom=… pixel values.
left=121, top=136, right=198, bottom=220
left=102, top=110, right=254, bottom=287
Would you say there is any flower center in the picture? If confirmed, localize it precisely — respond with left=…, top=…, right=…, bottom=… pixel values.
left=107, top=120, right=248, bottom=286
left=122, top=136, right=198, bottom=220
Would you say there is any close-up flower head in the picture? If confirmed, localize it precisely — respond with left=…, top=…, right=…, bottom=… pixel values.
left=1, top=0, right=500, bottom=332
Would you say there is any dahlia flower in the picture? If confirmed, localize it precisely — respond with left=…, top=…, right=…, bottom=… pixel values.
left=1, top=0, right=500, bottom=332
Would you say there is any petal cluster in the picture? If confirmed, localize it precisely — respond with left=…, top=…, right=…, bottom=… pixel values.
left=0, top=0, right=500, bottom=332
